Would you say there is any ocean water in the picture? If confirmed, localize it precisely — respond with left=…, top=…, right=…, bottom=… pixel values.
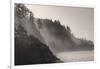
left=57, top=51, right=94, bottom=62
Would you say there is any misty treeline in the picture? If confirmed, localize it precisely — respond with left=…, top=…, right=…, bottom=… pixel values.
left=15, top=24, right=60, bottom=65
left=15, top=4, right=62, bottom=65
left=14, top=4, right=94, bottom=65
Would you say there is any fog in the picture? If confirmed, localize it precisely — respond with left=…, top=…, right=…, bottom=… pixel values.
left=26, top=4, right=94, bottom=42
left=57, top=51, right=94, bottom=62
left=15, top=4, right=94, bottom=64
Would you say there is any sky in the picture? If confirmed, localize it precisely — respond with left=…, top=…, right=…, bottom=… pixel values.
left=25, top=4, right=94, bottom=42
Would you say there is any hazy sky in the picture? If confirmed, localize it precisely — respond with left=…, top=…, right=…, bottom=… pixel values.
left=25, top=4, right=94, bottom=42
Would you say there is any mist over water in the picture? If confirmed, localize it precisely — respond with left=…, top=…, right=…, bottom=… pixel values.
left=57, top=51, right=94, bottom=62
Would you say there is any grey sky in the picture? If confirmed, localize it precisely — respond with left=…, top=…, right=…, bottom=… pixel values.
left=25, top=4, right=94, bottom=42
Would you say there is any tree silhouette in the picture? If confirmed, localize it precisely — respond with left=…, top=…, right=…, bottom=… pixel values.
left=67, top=26, right=71, bottom=32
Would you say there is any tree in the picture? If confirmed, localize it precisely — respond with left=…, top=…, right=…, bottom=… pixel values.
left=67, top=26, right=71, bottom=32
